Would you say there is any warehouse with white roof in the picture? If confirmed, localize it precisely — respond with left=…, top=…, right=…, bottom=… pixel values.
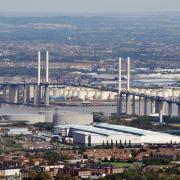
left=54, top=123, right=180, bottom=146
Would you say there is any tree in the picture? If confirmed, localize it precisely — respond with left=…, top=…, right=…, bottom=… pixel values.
left=124, top=140, right=127, bottom=147
left=83, top=154, right=88, bottom=159
left=103, top=141, right=105, bottom=147
left=110, top=156, right=116, bottom=162
left=111, top=139, right=113, bottom=147
left=131, top=149, right=138, bottom=157
left=106, top=140, right=109, bottom=147
left=128, top=140, right=131, bottom=147
left=104, top=157, right=109, bottom=162
left=115, top=140, right=118, bottom=147
left=28, top=170, right=37, bottom=179
left=119, top=139, right=123, bottom=148
left=39, top=172, right=52, bottom=180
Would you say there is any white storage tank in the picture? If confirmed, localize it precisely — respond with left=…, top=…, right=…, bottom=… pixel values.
left=53, top=88, right=59, bottom=97
left=65, top=87, right=71, bottom=90
left=156, top=91, right=163, bottom=97
left=94, top=91, right=101, bottom=100
left=72, top=90, right=79, bottom=97
left=53, top=111, right=93, bottom=126
left=145, top=90, right=151, bottom=95
left=49, top=89, right=54, bottom=96
left=150, top=90, right=156, bottom=97
left=163, top=91, right=169, bottom=98
left=109, top=92, right=117, bottom=100
left=100, top=91, right=110, bottom=100
left=172, top=90, right=180, bottom=97
left=86, top=90, right=95, bottom=100
left=59, top=89, right=64, bottom=96
left=63, top=90, right=69, bottom=97
left=75, top=87, right=81, bottom=91
left=78, top=90, right=87, bottom=100
left=67, top=90, right=73, bottom=98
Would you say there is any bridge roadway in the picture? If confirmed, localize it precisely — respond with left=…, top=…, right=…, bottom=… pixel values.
left=0, top=82, right=179, bottom=105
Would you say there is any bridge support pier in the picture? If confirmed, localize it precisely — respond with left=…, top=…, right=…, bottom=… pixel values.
left=17, top=86, right=21, bottom=104
left=167, top=102, right=173, bottom=117
left=117, top=93, right=123, bottom=116
left=138, top=96, right=143, bottom=116
left=178, top=104, right=180, bottom=118
left=126, top=94, right=132, bottom=115
left=45, top=85, right=50, bottom=106
left=150, top=98, right=155, bottom=114
left=9, top=85, right=18, bottom=103
left=3, top=86, right=7, bottom=99
left=155, top=99, right=160, bottom=113
left=144, top=97, right=148, bottom=116
left=157, top=100, right=164, bottom=123
left=33, top=85, right=38, bottom=106
left=132, top=95, right=136, bottom=115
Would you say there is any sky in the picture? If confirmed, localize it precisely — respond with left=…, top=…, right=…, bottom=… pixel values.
left=0, top=0, right=180, bottom=14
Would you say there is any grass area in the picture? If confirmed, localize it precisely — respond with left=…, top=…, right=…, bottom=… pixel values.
left=101, top=162, right=133, bottom=168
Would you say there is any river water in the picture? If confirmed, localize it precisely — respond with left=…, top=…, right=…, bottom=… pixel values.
left=0, top=100, right=178, bottom=118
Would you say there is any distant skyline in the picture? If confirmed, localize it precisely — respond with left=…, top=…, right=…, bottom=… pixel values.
left=0, top=0, right=180, bottom=14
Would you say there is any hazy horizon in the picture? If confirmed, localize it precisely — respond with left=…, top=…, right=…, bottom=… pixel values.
left=0, top=0, right=180, bottom=15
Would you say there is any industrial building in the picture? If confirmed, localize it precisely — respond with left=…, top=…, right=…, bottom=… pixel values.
left=132, top=79, right=177, bottom=88
left=53, top=111, right=93, bottom=126
left=54, top=123, right=180, bottom=146
left=5, top=127, right=32, bottom=136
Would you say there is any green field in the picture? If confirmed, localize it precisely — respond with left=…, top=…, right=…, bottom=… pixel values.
left=101, top=162, right=133, bottom=168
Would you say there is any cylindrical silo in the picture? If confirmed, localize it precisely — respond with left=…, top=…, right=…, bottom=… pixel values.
left=100, top=91, right=110, bottom=100
left=63, top=90, right=69, bottom=97
left=94, top=91, right=101, bottom=100
left=78, top=90, right=87, bottom=100
left=86, top=90, right=96, bottom=100
left=53, top=88, right=60, bottom=97
left=59, top=89, right=64, bottom=96
left=72, top=90, right=79, bottom=97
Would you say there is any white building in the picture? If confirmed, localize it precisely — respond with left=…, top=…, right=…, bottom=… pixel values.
left=5, top=127, right=32, bottom=136
left=54, top=123, right=180, bottom=146
left=0, top=168, right=21, bottom=178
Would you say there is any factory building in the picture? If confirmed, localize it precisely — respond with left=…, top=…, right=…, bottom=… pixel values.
left=53, top=111, right=93, bottom=126
left=132, top=79, right=177, bottom=88
left=5, top=127, right=32, bottom=136
left=54, top=123, right=180, bottom=146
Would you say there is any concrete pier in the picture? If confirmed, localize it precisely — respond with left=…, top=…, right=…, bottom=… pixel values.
left=45, top=85, right=50, bottom=106
left=9, top=85, right=18, bottom=103
left=158, top=100, right=164, bottom=123
left=138, top=96, right=142, bottom=116
left=178, top=104, right=180, bottom=118
left=167, top=102, right=173, bottom=117
left=126, top=94, right=132, bottom=115
left=132, top=95, right=136, bottom=115
left=144, top=97, right=148, bottom=116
